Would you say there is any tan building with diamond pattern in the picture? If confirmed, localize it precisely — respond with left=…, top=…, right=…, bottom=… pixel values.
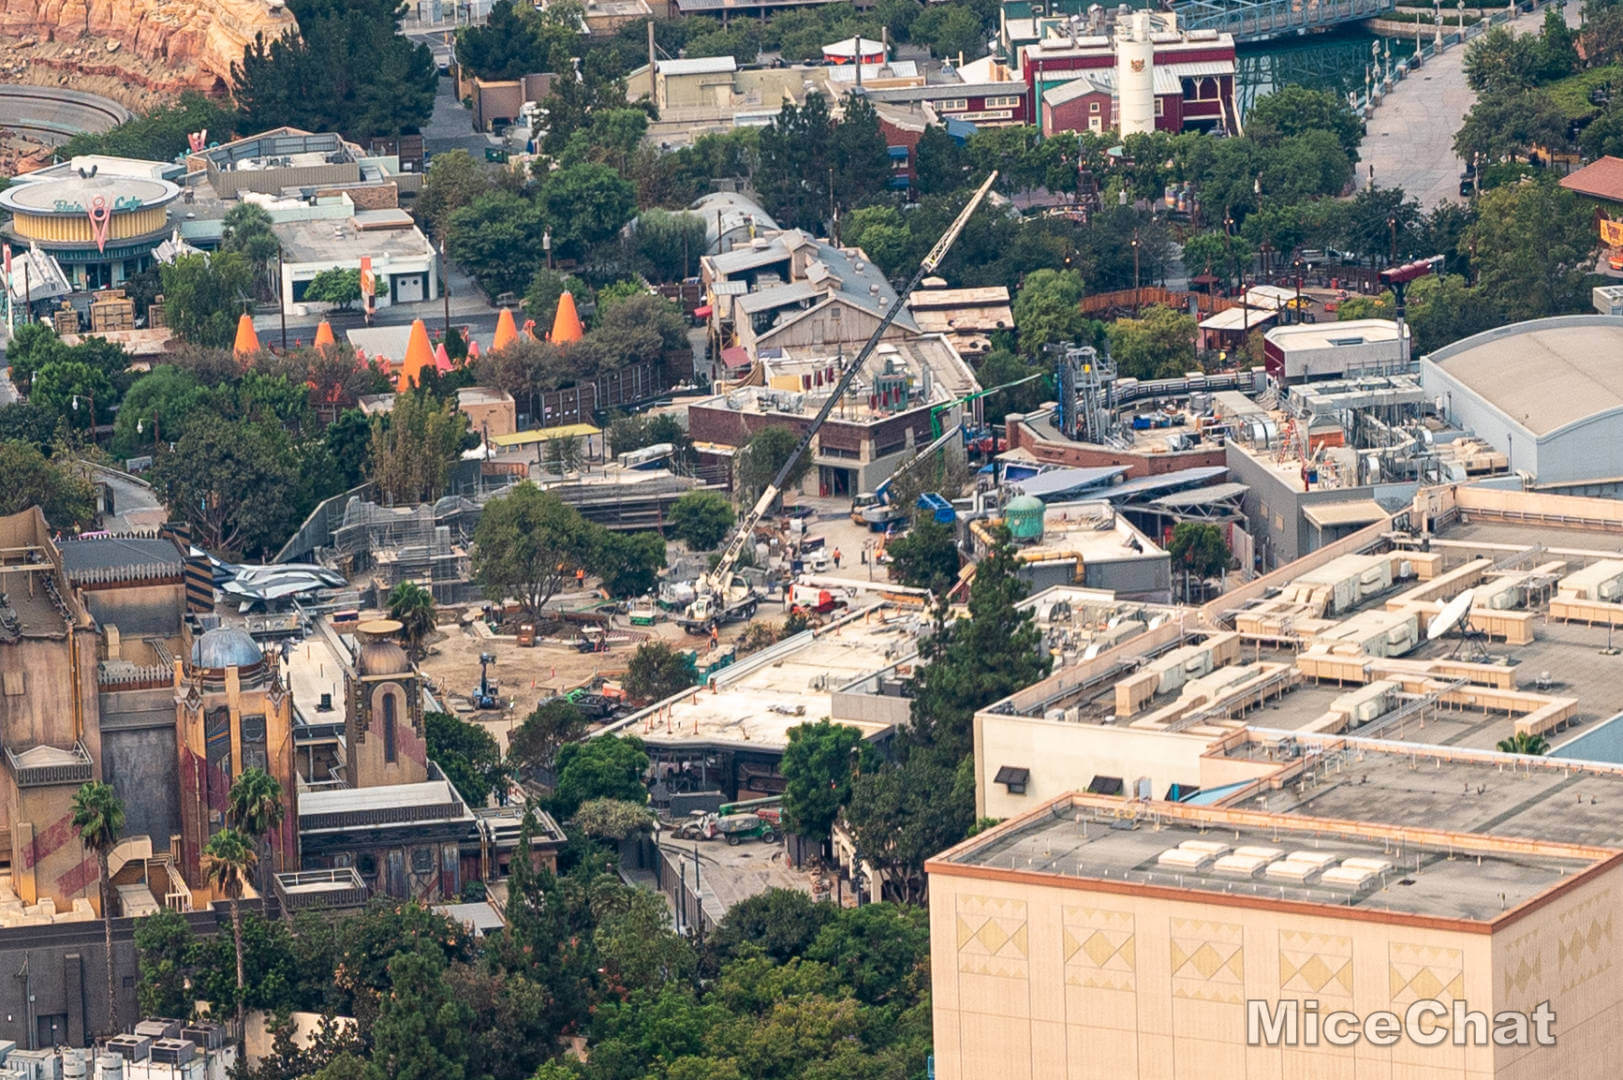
left=926, top=794, right=1623, bottom=1080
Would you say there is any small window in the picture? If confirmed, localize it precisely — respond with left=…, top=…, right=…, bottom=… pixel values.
left=411, top=847, right=434, bottom=873
left=2, top=673, right=22, bottom=696
left=382, top=691, right=398, bottom=764
left=994, top=765, right=1030, bottom=795
left=357, top=853, right=378, bottom=876
left=1089, top=101, right=1100, bottom=114
left=1155, top=98, right=1165, bottom=117
left=1086, top=775, right=1124, bottom=796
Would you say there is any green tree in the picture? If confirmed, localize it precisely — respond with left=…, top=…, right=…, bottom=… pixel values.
left=151, top=414, right=301, bottom=556
left=668, top=491, right=736, bottom=550
left=71, top=781, right=125, bottom=1035
left=133, top=909, right=195, bottom=1019
left=1537, top=7, right=1580, bottom=80
left=780, top=720, right=876, bottom=838
left=803, top=902, right=929, bottom=1005
left=635, top=209, right=708, bottom=282
left=755, top=92, right=838, bottom=232
left=552, top=735, right=649, bottom=817
left=844, top=752, right=966, bottom=904
left=1463, top=26, right=1540, bottom=93
left=160, top=252, right=254, bottom=348
left=367, top=390, right=467, bottom=504
left=426, top=711, right=507, bottom=805
left=220, top=202, right=281, bottom=299
left=575, top=293, right=689, bottom=373
left=1107, top=305, right=1197, bottom=380
left=415, top=149, right=504, bottom=242
left=231, top=4, right=436, bottom=141
left=62, top=91, right=235, bottom=161
left=735, top=425, right=811, bottom=505
left=472, top=482, right=596, bottom=619
left=623, top=641, right=696, bottom=703
left=454, top=0, right=559, bottom=79
left=572, top=798, right=655, bottom=841
left=1497, top=731, right=1551, bottom=754
left=303, top=268, right=364, bottom=310
left=2, top=321, right=67, bottom=393
left=1245, top=85, right=1363, bottom=159
left=30, top=359, right=115, bottom=433
left=507, top=697, right=586, bottom=775
left=591, top=529, right=666, bottom=599
left=447, top=192, right=550, bottom=299
left=885, top=518, right=961, bottom=590
left=540, top=162, right=638, bottom=261
left=1012, top=269, right=1089, bottom=356
left=975, top=349, right=1050, bottom=415
left=1465, top=180, right=1597, bottom=319
left=1454, top=88, right=1568, bottom=166
left=0, top=443, right=96, bottom=528
left=112, top=366, right=205, bottom=458
left=841, top=205, right=913, bottom=278
left=387, top=582, right=437, bottom=660
left=1168, top=522, right=1231, bottom=600
left=367, top=949, right=473, bottom=1080
left=706, top=888, right=836, bottom=965
left=202, top=828, right=257, bottom=1055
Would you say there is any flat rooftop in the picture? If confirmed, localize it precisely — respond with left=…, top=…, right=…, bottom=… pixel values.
left=58, top=536, right=182, bottom=577
left=934, top=795, right=1608, bottom=924
left=299, top=779, right=472, bottom=827
left=1004, top=502, right=1165, bottom=564
left=1224, top=731, right=1623, bottom=848
left=284, top=636, right=348, bottom=725
left=1426, top=316, right=1623, bottom=435
left=273, top=215, right=431, bottom=264
left=606, top=604, right=926, bottom=751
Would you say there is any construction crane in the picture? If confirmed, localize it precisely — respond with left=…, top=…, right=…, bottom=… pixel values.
left=680, top=171, right=1001, bottom=631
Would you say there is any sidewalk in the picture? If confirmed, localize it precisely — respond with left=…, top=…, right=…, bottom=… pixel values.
left=1361, top=1, right=1578, bottom=208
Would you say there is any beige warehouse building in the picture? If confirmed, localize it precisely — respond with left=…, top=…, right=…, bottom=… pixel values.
left=928, top=795, right=1620, bottom=1080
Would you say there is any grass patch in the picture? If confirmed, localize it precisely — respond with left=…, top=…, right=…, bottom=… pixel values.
left=1544, top=64, right=1623, bottom=120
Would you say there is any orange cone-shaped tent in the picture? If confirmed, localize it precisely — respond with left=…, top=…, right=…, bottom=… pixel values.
left=233, top=313, right=261, bottom=358
left=396, top=319, right=434, bottom=392
left=467, top=338, right=481, bottom=360
left=550, top=290, right=584, bottom=344
left=491, top=307, right=519, bottom=352
left=313, top=320, right=336, bottom=348
left=434, top=342, right=453, bottom=373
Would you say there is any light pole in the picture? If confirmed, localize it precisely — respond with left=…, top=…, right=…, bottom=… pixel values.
left=1434, top=0, right=1443, bottom=45
left=1131, top=230, right=1141, bottom=314
left=137, top=414, right=158, bottom=452
left=1458, top=0, right=1466, bottom=39
left=71, top=392, right=95, bottom=443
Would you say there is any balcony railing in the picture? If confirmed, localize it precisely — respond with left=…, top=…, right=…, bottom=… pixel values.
left=4, top=741, right=95, bottom=787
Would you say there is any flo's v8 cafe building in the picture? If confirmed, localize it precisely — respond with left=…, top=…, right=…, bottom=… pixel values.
left=0, top=167, right=181, bottom=290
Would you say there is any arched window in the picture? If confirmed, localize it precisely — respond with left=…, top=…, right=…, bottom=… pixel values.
left=382, top=690, right=398, bottom=764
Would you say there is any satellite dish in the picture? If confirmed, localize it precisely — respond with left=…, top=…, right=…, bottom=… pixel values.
left=1427, top=588, right=1476, bottom=641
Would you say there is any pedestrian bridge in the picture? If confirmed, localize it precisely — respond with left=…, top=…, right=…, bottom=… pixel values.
left=1174, top=0, right=1394, bottom=42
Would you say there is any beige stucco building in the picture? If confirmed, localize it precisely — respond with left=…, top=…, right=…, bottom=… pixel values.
left=929, top=795, right=1621, bottom=1080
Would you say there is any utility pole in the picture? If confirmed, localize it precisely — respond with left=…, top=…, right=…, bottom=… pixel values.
left=278, top=249, right=287, bottom=350
left=441, top=239, right=451, bottom=338
left=1132, top=230, right=1141, bottom=314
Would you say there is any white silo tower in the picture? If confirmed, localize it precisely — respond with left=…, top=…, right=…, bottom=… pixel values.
left=1115, top=9, right=1156, bottom=135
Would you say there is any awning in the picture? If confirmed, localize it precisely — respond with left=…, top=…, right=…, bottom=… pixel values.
left=693, top=304, right=713, bottom=318
left=1303, top=500, right=1389, bottom=529
left=492, top=422, right=602, bottom=447
left=994, top=765, right=1030, bottom=786
left=720, top=346, right=751, bottom=370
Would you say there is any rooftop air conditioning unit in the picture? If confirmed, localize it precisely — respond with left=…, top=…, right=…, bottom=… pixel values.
left=134, top=1020, right=183, bottom=1041
left=105, top=1036, right=151, bottom=1063
left=182, top=1023, right=226, bottom=1051
left=148, top=1040, right=197, bottom=1067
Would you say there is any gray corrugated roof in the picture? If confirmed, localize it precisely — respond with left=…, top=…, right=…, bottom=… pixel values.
left=58, top=537, right=182, bottom=576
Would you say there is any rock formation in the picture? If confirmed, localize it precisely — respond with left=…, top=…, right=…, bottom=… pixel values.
left=0, top=0, right=298, bottom=99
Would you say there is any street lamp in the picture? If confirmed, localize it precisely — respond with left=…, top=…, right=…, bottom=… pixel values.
left=71, top=393, right=94, bottom=441
left=1434, top=0, right=1443, bottom=46
left=1458, top=0, right=1466, bottom=39
left=136, top=414, right=159, bottom=451
left=1131, top=230, right=1141, bottom=314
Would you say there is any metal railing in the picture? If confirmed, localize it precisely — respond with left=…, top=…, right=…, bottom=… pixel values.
left=1178, top=0, right=1393, bottom=41
left=272, top=868, right=370, bottom=911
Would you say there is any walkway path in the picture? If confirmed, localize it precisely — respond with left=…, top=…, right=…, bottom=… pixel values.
left=1361, top=2, right=1579, bottom=208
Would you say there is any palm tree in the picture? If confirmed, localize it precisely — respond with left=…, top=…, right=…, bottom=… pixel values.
left=203, top=828, right=257, bottom=1056
left=1496, top=731, right=1550, bottom=755
left=1498, top=731, right=1551, bottom=755
left=387, top=581, right=436, bottom=661
left=227, top=768, right=285, bottom=892
left=71, top=781, right=125, bottom=1036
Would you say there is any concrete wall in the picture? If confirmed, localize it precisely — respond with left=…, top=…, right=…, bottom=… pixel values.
left=927, top=859, right=1507, bottom=1080
left=99, top=687, right=182, bottom=846
left=81, top=581, right=185, bottom=640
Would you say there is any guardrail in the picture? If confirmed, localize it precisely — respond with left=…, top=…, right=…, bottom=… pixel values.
left=3, top=741, right=95, bottom=788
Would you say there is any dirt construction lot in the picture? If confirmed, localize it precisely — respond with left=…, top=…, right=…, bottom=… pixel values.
left=409, top=496, right=903, bottom=750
